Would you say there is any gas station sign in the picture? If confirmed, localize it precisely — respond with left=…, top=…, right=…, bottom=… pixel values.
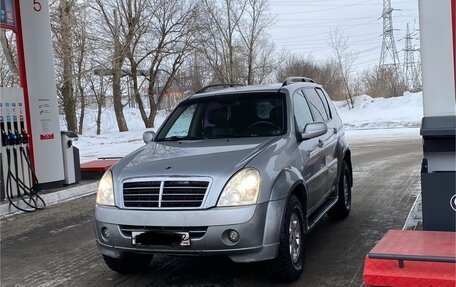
left=1, top=0, right=65, bottom=189
left=0, top=0, right=15, bottom=28
left=18, top=0, right=64, bottom=186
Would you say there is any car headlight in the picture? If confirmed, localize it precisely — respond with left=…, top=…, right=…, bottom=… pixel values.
left=218, top=168, right=261, bottom=207
left=96, top=170, right=115, bottom=206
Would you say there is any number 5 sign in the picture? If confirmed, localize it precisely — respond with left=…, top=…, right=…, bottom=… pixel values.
left=33, top=0, right=42, bottom=12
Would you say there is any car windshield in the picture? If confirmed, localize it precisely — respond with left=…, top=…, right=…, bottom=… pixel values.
left=156, top=92, right=286, bottom=141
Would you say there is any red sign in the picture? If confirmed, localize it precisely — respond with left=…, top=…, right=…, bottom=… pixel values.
left=40, top=134, right=54, bottom=140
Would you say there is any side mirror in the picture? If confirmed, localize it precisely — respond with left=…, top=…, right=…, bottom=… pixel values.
left=143, top=131, right=156, bottom=144
left=301, top=122, right=327, bottom=140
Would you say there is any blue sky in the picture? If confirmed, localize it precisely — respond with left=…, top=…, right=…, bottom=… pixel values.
left=268, top=0, right=420, bottom=71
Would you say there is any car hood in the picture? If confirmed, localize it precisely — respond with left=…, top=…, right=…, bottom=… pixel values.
left=112, top=137, right=280, bottom=181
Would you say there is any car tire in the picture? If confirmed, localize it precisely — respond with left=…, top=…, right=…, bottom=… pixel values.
left=328, top=160, right=351, bottom=220
left=273, top=194, right=305, bottom=283
left=102, top=253, right=153, bottom=274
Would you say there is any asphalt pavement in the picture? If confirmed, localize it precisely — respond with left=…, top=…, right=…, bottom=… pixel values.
left=0, top=134, right=422, bottom=287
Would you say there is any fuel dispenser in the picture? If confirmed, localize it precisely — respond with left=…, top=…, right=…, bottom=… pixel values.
left=0, top=0, right=82, bottom=213
left=1, top=87, right=44, bottom=212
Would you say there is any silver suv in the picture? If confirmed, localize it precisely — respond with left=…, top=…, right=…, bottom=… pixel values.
left=94, top=77, right=353, bottom=282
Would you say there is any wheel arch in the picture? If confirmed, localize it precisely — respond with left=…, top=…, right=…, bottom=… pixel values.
left=264, top=167, right=309, bottom=246
left=269, top=166, right=309, bottom=209
left=343, top=148, right=353, bottom=187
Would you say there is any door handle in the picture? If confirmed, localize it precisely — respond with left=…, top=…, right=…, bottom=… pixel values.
left=318, top=139, right=324, bottom=148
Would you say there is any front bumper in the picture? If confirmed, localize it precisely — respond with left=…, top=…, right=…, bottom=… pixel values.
left=94, top=199, right=286, bottom=263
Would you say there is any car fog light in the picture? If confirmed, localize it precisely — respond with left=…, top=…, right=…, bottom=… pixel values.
left=101, top=227, right=111, bottom=239
left=227, top=230, right=240, bottom=243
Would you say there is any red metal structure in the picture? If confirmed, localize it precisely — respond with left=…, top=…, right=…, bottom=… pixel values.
left=81, top=159, right=120, bottom=173
left=363, top=230, right=456, bottom=287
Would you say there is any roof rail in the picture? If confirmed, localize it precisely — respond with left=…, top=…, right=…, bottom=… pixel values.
left=282, top=76, right=316, bottom=87
left=195, top=83, right=245, bottom=94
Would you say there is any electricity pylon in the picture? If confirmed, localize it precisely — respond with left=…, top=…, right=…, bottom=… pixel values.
left=379, top=0, right=400, bottom=68
left=403, top=23, right=421, bottom=90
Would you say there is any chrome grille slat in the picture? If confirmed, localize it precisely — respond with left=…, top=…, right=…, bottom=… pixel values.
left=124, top=186, right=160, bottom=190
left=124, top=196, right=158, bottom=199
left=163, top=187, right=206, bottom=190
left=160, top=200, right=202, bottom=203
left=162, top=194, right=205, bottom=197
left=122, top=179, right=210, bottom=209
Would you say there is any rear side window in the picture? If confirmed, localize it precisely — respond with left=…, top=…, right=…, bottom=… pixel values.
left=293, top=90, right=313, bottom=132
left=303, top=88, right=329, bottom=122
left=315, top=88, right=332, bottom=119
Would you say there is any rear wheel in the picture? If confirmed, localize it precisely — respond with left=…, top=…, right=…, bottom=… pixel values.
left=102, top=253, right=153, bottom=274
left=328, top=160, right=351, bottom=220
left=273, top=194, right=305, bottom=282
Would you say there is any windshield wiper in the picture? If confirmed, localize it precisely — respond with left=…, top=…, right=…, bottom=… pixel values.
left=157, top=135, right=205, bottom=142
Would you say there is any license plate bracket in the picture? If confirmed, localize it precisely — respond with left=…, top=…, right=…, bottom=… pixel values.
left=132, top=231, right=190, bottom=247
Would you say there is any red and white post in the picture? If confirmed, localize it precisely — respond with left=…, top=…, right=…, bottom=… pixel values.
left=2, top=0, right=64, bottom=188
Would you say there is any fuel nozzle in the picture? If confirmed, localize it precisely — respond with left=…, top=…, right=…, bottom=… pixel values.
left=8, top=130, right=17, bottom=145
left=15, top=130, right=24, bottom=144
left=1, top=130, right=9, bottom=146
left=21, top=129, right=29, bottom=144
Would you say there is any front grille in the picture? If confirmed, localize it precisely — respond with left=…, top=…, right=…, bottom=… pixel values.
left=119, top=225, right=208, bottom=239
left=122, top=179, right=210, bottom=208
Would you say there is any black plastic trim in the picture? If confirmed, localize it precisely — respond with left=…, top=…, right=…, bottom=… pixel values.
left=369, top=253, right=456, bottom=269
left=420, top=116, right=456, bottom=137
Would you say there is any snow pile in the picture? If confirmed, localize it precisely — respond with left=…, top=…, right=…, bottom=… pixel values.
left=335, top=92, right=423, bottom=129
left=64, top=108, right=168, bottom=162
left=60, top=108, right=169, bottom=136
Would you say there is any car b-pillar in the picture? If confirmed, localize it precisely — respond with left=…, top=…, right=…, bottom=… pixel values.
left=418, top=0, right=456, bottom=231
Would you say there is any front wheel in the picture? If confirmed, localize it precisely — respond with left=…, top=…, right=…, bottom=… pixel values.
left=328, top=160, right=351, bottom=220
left=102, top=253, right=153, bottom=274
left=272, top=194, right=305, bottom=282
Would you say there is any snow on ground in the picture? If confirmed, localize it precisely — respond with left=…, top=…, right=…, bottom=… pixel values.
left=335, top=91, right=423, bottom=129
left=345, top=128, right=420, bottom=144
left=69, top=92, right=423, bottom=163
left=67, top=109, right=168, bottom=162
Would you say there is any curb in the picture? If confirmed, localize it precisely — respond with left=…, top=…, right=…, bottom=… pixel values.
left=0, top=181, right=99, bottom=217
left=403, top=190, right=423, bottom=230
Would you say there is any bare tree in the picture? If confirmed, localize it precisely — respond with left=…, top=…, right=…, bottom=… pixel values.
left=88, top=69, right=112, bottom=135
left=124, top=0, right=152, bottom=128
left=74, top=6, right=90, bottom=134
left=239, top=0, right=275, bottom=84
left=0, top=30, right=19, bottom=82
left=134, top=0, right=200, bottom=128
left=200, top=0, right=247, bottom=83
left=94, top=0, right=146, bottom=132
left=275, top=54, right=345, bottom=100
left=53, top=0, right=78, bottom=132
left=329, top=28, right=357, bottom=108
left=362, top=66, right=407, bottom=98
left=0, top=30, right=19, bottom=86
